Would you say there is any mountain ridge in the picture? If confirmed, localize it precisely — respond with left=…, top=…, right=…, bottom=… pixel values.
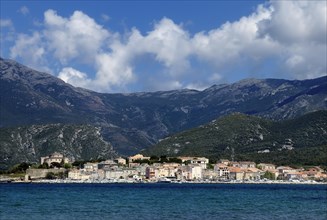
left=1, top=57, right=326, bottom=155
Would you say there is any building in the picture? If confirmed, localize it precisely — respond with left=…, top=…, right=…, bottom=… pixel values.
left=178, top=157, right=209, bottom=169
left=238, top=161, right=256, bottom=169
left=177, top=165, right=203, bottom=180
left=84, top=163, right=98, bottom=172
left=145, top=167, right=158, bottom=180
left=98, top=160, right=117, bottom=169
left=114, top=157, right=127, bottom=165
left=214, top=163, right=230, bottom=180
left=244, top=168, right=262, bottom=180
left=105, top=168, right=138, bottom=180
left=68, top=169, right=90, bottom=180
left=218, top=159, right=230, bottom=166
left=228, top=167, right=244, bottom=181
left=258, top=163, right=276, bottom=171
left=40, top=152, right=69, bottom=166
left=128, top=154, right=150, bottom=162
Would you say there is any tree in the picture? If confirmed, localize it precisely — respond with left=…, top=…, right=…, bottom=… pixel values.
left=64, top=163, right=72, bottom=169
left=45, top=172, right=56, bottom=179
left=262, top=171, right=275, bottom=180
left=38, top=162, right=49, bottom=169
left=50, top=162, right=61, bottom=168
left=160, top=155, right=168, bottom=163
left=168, top=157, right=182, bottom=164
left=9, top=162, right=31, bottom=173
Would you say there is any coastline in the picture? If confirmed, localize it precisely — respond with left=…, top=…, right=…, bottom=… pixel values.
left=1, top=178, right=326, bottom=185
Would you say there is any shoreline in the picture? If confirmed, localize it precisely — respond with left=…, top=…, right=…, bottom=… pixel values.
left=1, top=178, right=326, bottom=185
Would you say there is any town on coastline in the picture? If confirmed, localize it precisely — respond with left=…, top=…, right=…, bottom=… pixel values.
left=1, top=152, right=327, bottom=184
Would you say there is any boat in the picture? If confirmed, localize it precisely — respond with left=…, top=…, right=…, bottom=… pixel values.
left=157, top=177, right=172, bottom=183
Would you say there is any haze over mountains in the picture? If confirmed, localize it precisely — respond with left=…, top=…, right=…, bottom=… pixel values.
left=0, top=57, right=326, bottom=168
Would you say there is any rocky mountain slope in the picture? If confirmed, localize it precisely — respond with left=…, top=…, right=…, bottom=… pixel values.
left=143, top=111, right=327, bottom=166
left=0, top=124, right=117, bottom=169
left=1, top=57, right=326, bottom=155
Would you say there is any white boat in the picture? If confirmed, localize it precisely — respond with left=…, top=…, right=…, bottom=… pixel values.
left=157, top=177, right=172, bottom=183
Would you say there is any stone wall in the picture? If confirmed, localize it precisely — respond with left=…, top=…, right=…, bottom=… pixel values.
left=26, top=168, right=66, bottom=179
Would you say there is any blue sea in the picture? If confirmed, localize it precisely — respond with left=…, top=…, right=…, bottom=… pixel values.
left=0, top=183, right=326, bottom=220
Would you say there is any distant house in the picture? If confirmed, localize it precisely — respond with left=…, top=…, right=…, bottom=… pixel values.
left=218, top=159, right=230, bottom=166
left=84, top=163, right=98, bottom=172
left=128, top=154, right=150, bottom=162
left=230, top=161, right=256, bottom=169
left=214, top=163, right=230, bottom=180
left=114, top=157, right=127, bottom=165
left=40, top=152, right=69, bottom=166
left=228, top=167, right=244, bottom=181
left=98, top=160, right=117, bottom=169
left=68, top=169, right=90, bottom=180
left=257, top=163, right=276, bottom=171
left=238, top=161, right=256, bottom=169
left=178, top=157, right=209, bottom=169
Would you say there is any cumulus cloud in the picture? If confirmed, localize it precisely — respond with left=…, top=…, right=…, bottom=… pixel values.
left=44, top=9, right=110, bottom=64
left=258, top=1, right=327, bottom=79
left=9, top=32, right=51, bottom=72
left=8, top=1, right=327, bottom=92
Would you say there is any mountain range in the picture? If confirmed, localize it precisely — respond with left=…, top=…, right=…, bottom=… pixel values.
left=0, top=57, right=326, bottom=166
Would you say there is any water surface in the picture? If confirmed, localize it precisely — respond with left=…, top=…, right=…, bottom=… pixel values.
left=0, top=183, right=326, bottom=220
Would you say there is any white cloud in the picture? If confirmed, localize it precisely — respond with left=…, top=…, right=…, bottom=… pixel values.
left=7, top=1, right=327, bottom=92
left=58, top=67, right=92, bottom=88
left=18, top=6, right=29, bottom=16
left=9, top=32, right=50, bottom=72
left=94, top=52, right=135, bottom=91
left=257, top=1, right=327, bottom=79
left=44, top=9, right=110, bottom=64
left=258, top=1, right=326, bottom=44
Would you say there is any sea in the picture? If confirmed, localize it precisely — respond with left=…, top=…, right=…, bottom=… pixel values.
left=0, top=183, right=326, bottom=220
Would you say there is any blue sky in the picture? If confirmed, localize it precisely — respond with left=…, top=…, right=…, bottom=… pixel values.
left=1, top=1, right=326, bottom=93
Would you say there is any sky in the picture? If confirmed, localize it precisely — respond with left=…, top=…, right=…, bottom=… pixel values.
left=1, top=0, right=326, bottom=93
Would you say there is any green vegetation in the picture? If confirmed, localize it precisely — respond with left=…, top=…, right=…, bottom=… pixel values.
left=0, top=124, right=117, bottom=170
left=45, top=171, right=68, bottom=179
left=262, top=171, right=275, bottom=180
left=132, top=156, right=182, bottom=165
left=144, top=111, right=327, bottom=167
left=8, top=162, right=32, bottom=174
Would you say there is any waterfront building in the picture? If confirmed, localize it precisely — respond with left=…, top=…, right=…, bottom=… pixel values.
left=68, top=169, right=90, bottom=180
left=214, top=163, right=230, bottom=180
left=228, top=167, right=244, bottom=180
left=84, top=163, right=98, bottom=172
left=104, top=167, right=138, bottom=180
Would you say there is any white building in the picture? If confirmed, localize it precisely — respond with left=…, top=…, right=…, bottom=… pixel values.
left=178, top=157, right=209, bottom=169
